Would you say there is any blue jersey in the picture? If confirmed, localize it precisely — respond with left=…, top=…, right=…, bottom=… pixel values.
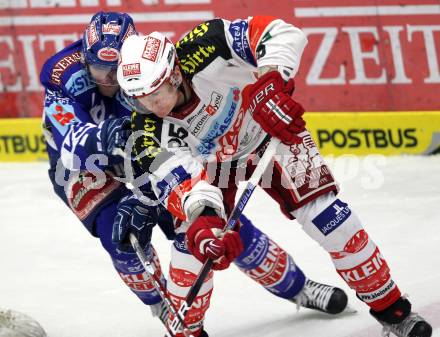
left=40, top=40, right=131, bottom=234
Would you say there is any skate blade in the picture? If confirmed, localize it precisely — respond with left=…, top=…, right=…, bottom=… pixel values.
left=343, top=304, right=358, bottom=314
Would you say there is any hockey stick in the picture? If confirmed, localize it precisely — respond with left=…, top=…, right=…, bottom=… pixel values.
left=129, top=234, right=195, bottom=337
left=168, top=137, right=281, bottom=335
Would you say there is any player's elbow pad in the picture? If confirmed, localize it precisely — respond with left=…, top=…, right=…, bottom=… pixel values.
left=182, top=180, right=225, bottom=223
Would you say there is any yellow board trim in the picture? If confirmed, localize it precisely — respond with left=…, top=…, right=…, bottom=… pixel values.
left=305, top=111, right=440, bottom=156
left=1, top=112, right=440, bottom=161
left=0, top=118, right=48, bottom=162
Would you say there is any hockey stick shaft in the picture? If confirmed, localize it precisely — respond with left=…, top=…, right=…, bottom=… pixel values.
left=171, top=137, right=281, bottom=328
left=129, top=234, right=195, bottom=337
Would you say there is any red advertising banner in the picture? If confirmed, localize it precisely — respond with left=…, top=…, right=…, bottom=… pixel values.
left=0, top=0, right=439, bottom=117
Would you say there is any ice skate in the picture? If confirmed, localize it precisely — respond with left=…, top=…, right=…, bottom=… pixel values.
left=370, top=297, right=432, bottom=337
left=378, top=313, right=433, bottom=337
left=150, top=300, right=169, bottom=325
left=290, top=278, right=348, bottom=314
left=162, top=328, right=209, bottom=337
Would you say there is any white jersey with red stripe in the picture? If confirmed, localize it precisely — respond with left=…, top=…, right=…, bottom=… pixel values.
left=132, top=16, right=308, bottom=221
left=132, top=17, right=405, bottom=316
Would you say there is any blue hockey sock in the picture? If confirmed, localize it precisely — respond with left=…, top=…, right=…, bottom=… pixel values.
left=234, top=214, right=305, bottom=299
left=95, top=202, right=163, bottom=305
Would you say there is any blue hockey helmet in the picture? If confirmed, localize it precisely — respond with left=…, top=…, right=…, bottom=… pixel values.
left=82, top=12, right=136, bottom=69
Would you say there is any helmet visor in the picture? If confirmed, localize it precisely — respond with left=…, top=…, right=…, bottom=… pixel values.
left=122, top=80, right=176, bottom=117
left=88, top=64, right=118, bottom=86
left=122, top=90, right=152, bottom=115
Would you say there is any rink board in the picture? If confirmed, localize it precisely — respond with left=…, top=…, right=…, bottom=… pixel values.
left=0, top=118, right=47, bottom=162
left=1, top=112, right=439, bottom=162
left=306, top=111, right=440, bottom=156
left=1, top=0, right=440, bottom=117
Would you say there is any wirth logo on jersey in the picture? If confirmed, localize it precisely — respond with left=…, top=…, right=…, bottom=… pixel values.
left=142, top=36, right=161, bottom=62
left=50, top=51, right=82, bottom=85
left=86, top=22, right=98, bottom=48
left=122, top=63, right=141, bottom=78
left=176, top=22, right=210, bottom=49
left=180, top=44, right=217, bottom=75
left=102, top=23, right=121, bottom=35
left=312, top=199, right=351, bottom=236
left=140, top=115, right=161, bottom=158
left=97, top=48, right=119, bottom=62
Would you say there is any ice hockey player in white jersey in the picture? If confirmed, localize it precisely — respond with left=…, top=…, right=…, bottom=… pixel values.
left=39, top=11, right=348, bottom=337
left=117, top=16, right=432, bottom=337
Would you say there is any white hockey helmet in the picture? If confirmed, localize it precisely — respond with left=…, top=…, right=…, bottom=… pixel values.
left=117, top=32, right=176, bottom=100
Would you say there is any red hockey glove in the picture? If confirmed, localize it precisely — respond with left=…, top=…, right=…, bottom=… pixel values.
left=241, top=71, right=306, bottom=145
left=186, top=215, right=243, bottom=271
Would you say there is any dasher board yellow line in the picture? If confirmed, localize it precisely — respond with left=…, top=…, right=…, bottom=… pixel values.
left=305, top=111, right=440, bottom=156
left=1, top=112, right=440, bottom=161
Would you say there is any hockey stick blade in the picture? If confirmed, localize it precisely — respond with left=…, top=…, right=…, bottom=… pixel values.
left=129, top=234, right=195, bottom=337
left=170, top=137, right=281, bottom=330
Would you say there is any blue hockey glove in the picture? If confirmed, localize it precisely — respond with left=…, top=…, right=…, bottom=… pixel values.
left=112, top=194, right=157, bottom=252
left=99, top=116, right=131, bottom=163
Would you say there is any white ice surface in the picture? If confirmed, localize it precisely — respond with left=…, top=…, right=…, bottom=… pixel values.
left=1, top=155, right=440, bottom=337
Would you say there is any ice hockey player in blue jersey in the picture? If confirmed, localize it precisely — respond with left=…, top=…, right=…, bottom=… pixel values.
left=40, top=12, right=349, bottom=336
left=40, top=11, right=175, bottom=321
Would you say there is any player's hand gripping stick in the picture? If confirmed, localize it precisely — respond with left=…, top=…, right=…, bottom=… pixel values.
left=129, top=234, right=195, bottom=337
left=168, top=137, right=281, bottom=336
